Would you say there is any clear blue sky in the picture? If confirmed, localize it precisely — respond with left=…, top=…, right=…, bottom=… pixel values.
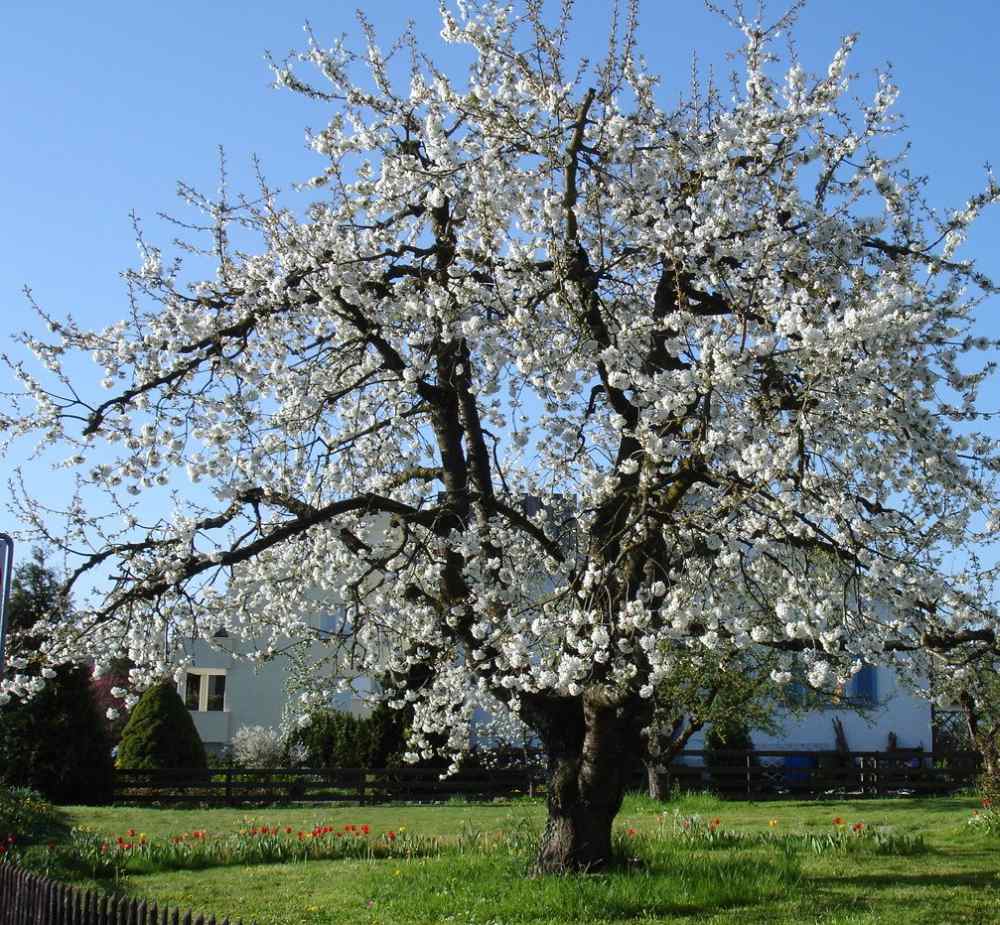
left=3, top=1, right=1000, bottom=540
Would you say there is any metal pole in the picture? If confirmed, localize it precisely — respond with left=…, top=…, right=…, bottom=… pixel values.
left=0, top=534, right=13, bottom=677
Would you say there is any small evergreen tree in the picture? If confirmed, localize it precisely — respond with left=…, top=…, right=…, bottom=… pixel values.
left=0, top=664, right=114, bottom=804
left=116, top=681, right=207, bottom=770
left=0, top=550, right=114, bottom=804
left=365, top=702, right=409, bottom=768
left=289, top=709, right=371, bottom=768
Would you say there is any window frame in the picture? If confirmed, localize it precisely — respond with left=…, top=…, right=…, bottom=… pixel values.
left=182, top=668, right=228, bottom=713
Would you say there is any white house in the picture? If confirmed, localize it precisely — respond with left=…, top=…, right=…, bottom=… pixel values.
left=176, top=621, right=373, bottom=754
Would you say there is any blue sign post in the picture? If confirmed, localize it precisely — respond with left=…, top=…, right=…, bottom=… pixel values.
left=0, top=534, right=13, bottom=678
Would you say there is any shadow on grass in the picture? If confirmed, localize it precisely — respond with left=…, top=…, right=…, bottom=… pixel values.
left=367, top=838, right=805, bottom=924
left=743, top=796, right=979, bottom=815
left=814, top=869, right=999, bottom=891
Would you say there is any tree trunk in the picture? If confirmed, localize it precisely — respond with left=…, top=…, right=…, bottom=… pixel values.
left=643, top=715, right=704, bottom=801
left=645, top=760, right=664, bottom=800
left=533, top=692, right=638, bottom=872
left=960, top=690, right=998, bottom=775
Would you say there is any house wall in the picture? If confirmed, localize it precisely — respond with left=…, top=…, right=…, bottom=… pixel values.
left=178, top=635, right=372, bottom=752
left=178, top=638, right=289, bottom=751
left=684, top=667, right=932, bottom=752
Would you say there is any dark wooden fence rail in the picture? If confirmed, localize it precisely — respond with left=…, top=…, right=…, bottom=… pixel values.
left=0, top=863, right=242, bottom=925
left=659, top=749, right=980, bottom=797
left=111, top=750, right=980, bottom=805
left=113, top=765, right=542, bottom=806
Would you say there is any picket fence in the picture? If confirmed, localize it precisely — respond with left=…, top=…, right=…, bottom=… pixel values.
left=0, top=863, right=242, bottom=925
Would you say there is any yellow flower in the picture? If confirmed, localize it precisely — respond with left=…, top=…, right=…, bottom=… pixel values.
left=398, top=826, right=406, bottom=833
left=768, top=819, right=779, bottom=828
left=393, top=869, right=401, bottom=876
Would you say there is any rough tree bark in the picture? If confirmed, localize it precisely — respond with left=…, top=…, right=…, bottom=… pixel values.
left=529, top=691, right=642, bottom=872
left=643, top=715, right=705, bottom=801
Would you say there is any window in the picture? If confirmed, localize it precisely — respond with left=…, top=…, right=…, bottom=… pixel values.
left=182, top=669, right=227, bottom=712
left=847, top=665, right=878, bottom=706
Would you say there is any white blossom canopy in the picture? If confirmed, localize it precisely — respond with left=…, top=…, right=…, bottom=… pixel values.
left=4, top=1, right=1000, bottom=751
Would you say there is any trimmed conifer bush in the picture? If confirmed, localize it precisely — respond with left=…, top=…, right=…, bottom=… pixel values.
left=116, top=680, right=207, bottom=771
left=289, top=709, right=372, bottom=768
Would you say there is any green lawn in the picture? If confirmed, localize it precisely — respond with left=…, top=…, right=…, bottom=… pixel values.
left=52, top=794, right=1000, bottom=925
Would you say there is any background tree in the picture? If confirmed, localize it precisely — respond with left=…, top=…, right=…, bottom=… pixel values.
left=0, top=551, right=113, bottom=803
left=3, top=547, right=65, bottom=659
left=641, top=645, right=788, bottom=800
left=936, top=661, right=1000, bottom=802
left=4, top=1, right=1000, bottom=870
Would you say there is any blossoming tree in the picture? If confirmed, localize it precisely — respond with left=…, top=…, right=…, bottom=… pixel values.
left=4, top=0, right=1000, bottom=870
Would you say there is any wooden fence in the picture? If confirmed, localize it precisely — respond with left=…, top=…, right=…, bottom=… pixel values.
left=111, top=750, right=980, bottom=805
left=112, top=765, right=543, bottom=806
left=659, top=749, right=980, bottom=798
left=0, top=863, right=242, bottom=925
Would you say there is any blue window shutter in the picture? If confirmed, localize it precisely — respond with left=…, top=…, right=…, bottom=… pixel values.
left=850, top=666, right=878, bottom=704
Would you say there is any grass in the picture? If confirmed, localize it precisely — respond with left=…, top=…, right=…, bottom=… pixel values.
left=37, top=793, right=999, bottom=924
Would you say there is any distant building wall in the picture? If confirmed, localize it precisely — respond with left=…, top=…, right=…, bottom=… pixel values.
left=685, top=667, right=932, bottom=752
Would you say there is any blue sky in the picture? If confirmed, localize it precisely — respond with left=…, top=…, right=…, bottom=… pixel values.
left=3, top=1, right=1000, bottom=543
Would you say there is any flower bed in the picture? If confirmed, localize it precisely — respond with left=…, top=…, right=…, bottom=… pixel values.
left=60, top=820, right=430, bottom=877
left=651, top=811, right=927, bottom=855
left=967, top=798, right=1000, bottom=835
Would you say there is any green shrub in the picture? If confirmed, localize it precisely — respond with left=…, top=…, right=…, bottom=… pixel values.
left=365, top=702, right=410, bottom=767
left=287, top=703, right=408, bottom=768
left=289, top=709, right=371, bottom=768
left=116, top=681, right=207, bottom=771
left=0, top=786, right=66, bottom=844
left=0, top=664, right=114, bottom=804
left=705, top=719, right=755, bottom=791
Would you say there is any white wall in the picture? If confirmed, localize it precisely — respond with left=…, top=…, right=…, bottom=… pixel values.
left=685, top=667, right=932, bottom=752
left=179, top=634, right=373, bottom=750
